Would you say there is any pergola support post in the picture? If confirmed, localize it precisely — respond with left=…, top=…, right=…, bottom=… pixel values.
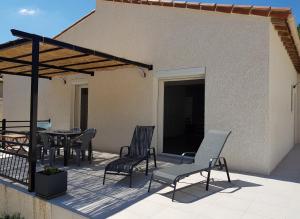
left=28, top=38, right=40, bottom=192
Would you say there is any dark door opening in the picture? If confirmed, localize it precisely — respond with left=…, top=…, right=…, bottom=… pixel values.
left=163, top=79, right=205, bottom=155
left=80, top=88, right=88, bottom=131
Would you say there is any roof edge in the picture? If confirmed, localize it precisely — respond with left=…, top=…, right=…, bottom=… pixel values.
left=53, top=10, right=96, bottom=39
left=287, top=15, right=300, bottom=58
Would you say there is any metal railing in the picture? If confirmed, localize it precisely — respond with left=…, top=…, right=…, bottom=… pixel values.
left=0, top=149, right=29, bottom=185
left=0, top=118, right=50, bottom=186
left=1, top=118, right=51, bottom=131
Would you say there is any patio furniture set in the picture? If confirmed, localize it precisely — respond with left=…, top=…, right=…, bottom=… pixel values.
left=4, top=124, right=231, bottom=201
left=37, top=128, right=97, bottom=166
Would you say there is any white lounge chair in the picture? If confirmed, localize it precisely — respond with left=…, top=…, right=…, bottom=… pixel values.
left=148, top=130, right=231, bottom=201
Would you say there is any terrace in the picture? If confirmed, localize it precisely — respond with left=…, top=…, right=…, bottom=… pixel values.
left=0, top=146, right=300, bottom=218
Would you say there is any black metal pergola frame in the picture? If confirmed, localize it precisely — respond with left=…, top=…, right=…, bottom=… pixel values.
left=0, top=29, right=153, bottom=192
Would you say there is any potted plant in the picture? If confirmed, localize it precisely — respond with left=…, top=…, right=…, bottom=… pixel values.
left=35, top=166, right=67, bottom=199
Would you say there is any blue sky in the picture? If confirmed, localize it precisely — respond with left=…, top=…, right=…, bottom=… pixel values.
left=0, top=0, right=299, bottom=44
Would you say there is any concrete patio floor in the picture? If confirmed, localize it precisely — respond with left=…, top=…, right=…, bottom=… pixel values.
left=1, top=146, right=300, bottom=219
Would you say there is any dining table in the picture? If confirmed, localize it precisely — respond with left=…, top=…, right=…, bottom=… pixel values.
left=39, top=129, right=82, bottom=166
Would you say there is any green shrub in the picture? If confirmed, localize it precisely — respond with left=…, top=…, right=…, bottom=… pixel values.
left=42, top=166, right=61, bottom=175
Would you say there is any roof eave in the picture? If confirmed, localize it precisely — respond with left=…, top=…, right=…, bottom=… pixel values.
left=287, top=15, right=300, bottom=58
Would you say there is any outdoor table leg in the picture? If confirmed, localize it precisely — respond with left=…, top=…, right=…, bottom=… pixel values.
left=63, top=136, right=68, bottom=166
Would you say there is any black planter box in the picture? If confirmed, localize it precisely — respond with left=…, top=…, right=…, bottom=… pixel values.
left=35, top=170, right=67, bottom=199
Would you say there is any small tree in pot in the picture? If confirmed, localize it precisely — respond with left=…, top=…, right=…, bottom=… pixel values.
left=35, top=166, right=67, bottom=199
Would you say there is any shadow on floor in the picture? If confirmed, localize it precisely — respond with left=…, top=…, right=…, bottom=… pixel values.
left=160, top=179, right=262, bottom=203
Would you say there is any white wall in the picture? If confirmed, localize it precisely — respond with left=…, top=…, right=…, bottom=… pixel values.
left=55, top=0, right=271, bottom=174
left=0, top=182, right=86, bottom=219
left=3, top=75, right=72, bottom=130
left=268, top=24, right=298, bottom=173
left=296, top=74, right=300, bottom=145
left=4, top=0, right=280, bottom=174
left=87, top=67, right=155, bottom=153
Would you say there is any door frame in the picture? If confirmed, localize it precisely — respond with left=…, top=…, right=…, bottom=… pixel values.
left=70, top=81, right=88, bottom=128
left=77, top=85, right=88, bottom=130
left=157, top=74, right=205, bottom=154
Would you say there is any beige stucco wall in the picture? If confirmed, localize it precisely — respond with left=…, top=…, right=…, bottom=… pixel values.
left=55, top=0, right=271, bottom=174
left=297, top=74, right=300, bottom=144
left=0, top=182, right=86, bottom=219
left=4, top=0, right=291, bottom=174
left=87, top=67, right=155, bottom=152
left=268, top=24, right=298, bottom=173
left=3, top=75, right=72, bottom=130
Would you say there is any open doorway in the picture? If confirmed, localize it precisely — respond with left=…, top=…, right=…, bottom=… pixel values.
left=163, top=79, right=205, bottom=155
left=74, top=85, right=88, bottom=131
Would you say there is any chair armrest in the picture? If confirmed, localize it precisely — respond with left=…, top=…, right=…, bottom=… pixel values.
left=181, top=152, right=196, bottom=157
left=69, top=137, right=80, bottom=147
left=180, top=152, right=196, bottom=164
left=120, top=146, right=130, bottom=158
left=148, top=147, right=156, bottom=154
left=208, top=157, right=222, bottom=168
left=147, top=147, right=156, bottom=158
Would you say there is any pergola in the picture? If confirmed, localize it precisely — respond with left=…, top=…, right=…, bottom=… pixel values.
left=0, top=29, right=153, bottom=191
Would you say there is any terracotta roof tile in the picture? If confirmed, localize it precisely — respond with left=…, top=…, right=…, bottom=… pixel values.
left=55, top=0, right=300, bottom=73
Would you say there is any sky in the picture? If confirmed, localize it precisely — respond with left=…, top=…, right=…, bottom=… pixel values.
left=0, top=0, right=299, bottom=44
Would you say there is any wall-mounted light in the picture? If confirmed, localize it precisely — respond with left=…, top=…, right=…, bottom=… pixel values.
left=138, top=67, right=147, bottom=78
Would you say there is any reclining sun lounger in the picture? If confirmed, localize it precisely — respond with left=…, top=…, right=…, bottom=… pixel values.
left=103, top=126, right=156, bottom=187
left=148, top=129, right=231, bottom=201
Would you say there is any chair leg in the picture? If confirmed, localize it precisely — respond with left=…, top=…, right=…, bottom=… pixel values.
left=41, top=149, right=45, bottom=164
left=172, top=182, right=177, bottom=202
left=148, top=174, right=153, bottom=193
left=145, top=157, right=149, bottom=176
left=206, top=168, right=211, bottom=191
left=218, top=159, right=223, bottom=170
left=76, top=149, right=81, bottom=166
left=222, top=158, right=231, bottom=182
left=103, top=170, right=106, bottom=185
left=82, top=150, right=85, bottom=161
left=153, top=149, right=157, bottom=168
left=129, top=173, right=133, bottom=188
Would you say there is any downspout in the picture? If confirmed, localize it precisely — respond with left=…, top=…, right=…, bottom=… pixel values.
left=287, top=15, right=300, bottom=146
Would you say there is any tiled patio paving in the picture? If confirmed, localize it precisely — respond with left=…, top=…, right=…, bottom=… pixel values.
left=2, top=146, right=300, bottom=219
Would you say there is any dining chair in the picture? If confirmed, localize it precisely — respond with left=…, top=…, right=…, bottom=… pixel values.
left=70, top=128, right=97, bottom=166
left=38, top=133, right=56, bottom=166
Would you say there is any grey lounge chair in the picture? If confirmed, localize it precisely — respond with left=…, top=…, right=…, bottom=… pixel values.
left=148, top=130, right=231, bottom=201
left=103, top=126, right=156, bottom=187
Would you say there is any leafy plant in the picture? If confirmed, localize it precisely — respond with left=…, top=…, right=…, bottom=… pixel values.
left=0, top=213, right=24, bottom=219
left=42, top=166, right=61, bottom=175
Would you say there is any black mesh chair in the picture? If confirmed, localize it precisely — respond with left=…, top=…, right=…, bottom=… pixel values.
left=70, top=128, right=97, bottom=166
left=103, top=126, right=156, bottom=187
left=38, top=133, right=56, bottom=166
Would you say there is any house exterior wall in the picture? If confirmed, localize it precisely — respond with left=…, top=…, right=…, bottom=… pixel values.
left=268, top=24, right=298, bottom=173
left=3, top=75, right=72, bottom=129
left=297, top=74, right=300, bottom=144
left=3, top=0, right=279, bottom=174
left=57, top=0, right=271, bottom=174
